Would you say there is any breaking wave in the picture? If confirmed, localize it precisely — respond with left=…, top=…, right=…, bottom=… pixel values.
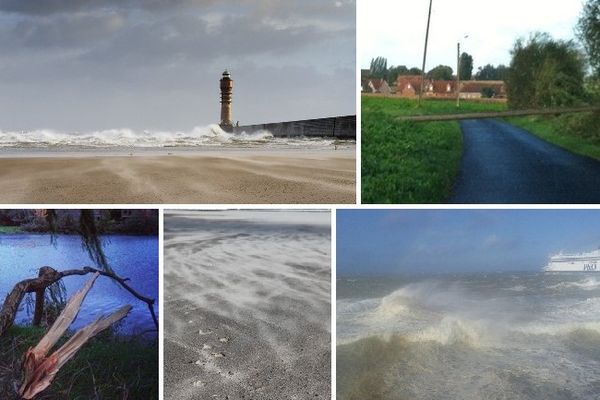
left=547, top=276, right=600, bottom=291
left=0, top=125, right=334, bottom=148
left=337, top=274, right=600, bottom=400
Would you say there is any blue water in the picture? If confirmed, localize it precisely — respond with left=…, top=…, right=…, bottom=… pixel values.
left=0, top=234, right=158, bottom=335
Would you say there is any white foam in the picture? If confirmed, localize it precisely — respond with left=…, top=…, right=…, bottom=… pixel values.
left=373, top=290, right=411, bottom=319
left=517, top=321, right=600, bottom=336
left=547, top=277, right=600, bottom=291
left=0, top=125, right=274, bottom=148
left=409, top=316, right=485, bottom=346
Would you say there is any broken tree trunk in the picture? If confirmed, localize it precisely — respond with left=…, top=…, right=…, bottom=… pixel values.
left=0, top=265, right=157, bottom=338
left=0, top=267, right=62, bottom=337
left=32, top=268, right=47, bottom=327
left=18, top=273, right=132, bottom=399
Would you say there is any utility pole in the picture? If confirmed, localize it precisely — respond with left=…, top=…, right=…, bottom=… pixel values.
left=418, top=0, right=433, bottom=107
left=456, top=42, right=461, bottom=108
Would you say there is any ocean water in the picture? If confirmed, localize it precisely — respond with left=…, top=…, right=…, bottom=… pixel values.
left=337, top=273, right=600, bottom=400
left=0, top=234, right=158, bottom=335
left=0, top=124, right=351, bottom=151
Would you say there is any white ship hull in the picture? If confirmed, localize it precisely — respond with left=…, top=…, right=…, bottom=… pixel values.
left=544, top=248, right=600, bottom=272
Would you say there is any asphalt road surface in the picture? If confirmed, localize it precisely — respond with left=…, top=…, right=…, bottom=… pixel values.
left=449, top=119, right=600, bottom=203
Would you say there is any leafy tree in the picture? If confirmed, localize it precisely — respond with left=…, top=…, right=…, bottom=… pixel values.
left=370, top=56, right=388, bottom=79
left=507, top=33, right=586, bottom=108
left=475, top=64, right=509, bottom=80
left=481, top=87, right=496, bottom=98
left=459, top=52, right=474, bottom=80
left=427, top=65, right=453, bottom=80
left=578, top=0, right=600, bottom=76
left=387, top=65, right=409, bottom=85
left=408, top=67, right=423, bottom=75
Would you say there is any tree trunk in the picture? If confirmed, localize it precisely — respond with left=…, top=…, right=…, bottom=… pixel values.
left=32, top=269, right=47, bottom=327
left=0, top=265, right=157, bottom=338
left=32, top=290, right=44, bottom=327
left=19, top=273, right=132, bottom=399
left=0, top=266, right=61, bottom=337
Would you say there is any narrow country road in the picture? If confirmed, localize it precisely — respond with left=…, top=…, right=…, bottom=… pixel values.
left=449, top=119, right=600, bottom=203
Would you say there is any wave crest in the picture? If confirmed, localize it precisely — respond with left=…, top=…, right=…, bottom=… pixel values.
left=0, top=125, right=274, bottom=148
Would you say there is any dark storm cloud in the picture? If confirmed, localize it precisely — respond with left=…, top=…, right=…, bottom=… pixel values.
left=0, top=0, right=207, bottom=15
left=0, top=0, right=355, bottom=130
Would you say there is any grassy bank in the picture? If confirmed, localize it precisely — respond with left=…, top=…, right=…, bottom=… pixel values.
left=0, top=326, right=158, bottom=399
left=361, top=97, right=506, bottom=203
left=0, top=226, right=21, bottom=234
left=506, top=112, right=600, bottom=161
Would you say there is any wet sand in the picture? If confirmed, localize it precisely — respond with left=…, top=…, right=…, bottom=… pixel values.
left=0, top=149, right=354, bottom=203
left=163, top=210, right=331, bottom=399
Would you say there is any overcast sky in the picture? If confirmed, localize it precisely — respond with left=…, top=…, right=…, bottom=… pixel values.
left=359, top=0, right=583, bottom=72
left=0, top=0, right=355, bottom=131
left=337, top=209, right=600, bottom=275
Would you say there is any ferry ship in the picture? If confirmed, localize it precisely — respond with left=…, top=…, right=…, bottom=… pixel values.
left=544, top=247, right=600, bottom=272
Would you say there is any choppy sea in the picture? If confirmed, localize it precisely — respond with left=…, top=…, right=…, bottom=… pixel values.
left=337, top=272, right=600, bottom=400
left=0, top=124, right=352, bottom=153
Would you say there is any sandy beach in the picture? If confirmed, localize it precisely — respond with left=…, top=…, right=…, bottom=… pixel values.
left=163, top=210, right=331, bottom=399
left=0, top=148, right=354, bottom=203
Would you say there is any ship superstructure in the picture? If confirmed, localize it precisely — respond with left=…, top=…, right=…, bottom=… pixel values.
left=544, top=247, right=600, bottom=272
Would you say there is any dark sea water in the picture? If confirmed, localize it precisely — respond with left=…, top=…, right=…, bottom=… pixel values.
left=0, top=234, right=158, bottom=335
left=337, top=273, right=600, bottom=400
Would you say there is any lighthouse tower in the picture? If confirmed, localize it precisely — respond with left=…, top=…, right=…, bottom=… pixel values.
left=219, top=70, right=233, bottom=132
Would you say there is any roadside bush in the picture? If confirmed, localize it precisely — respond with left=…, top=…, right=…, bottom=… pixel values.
left=507, top=33, right=586, bottom=108
left=481, top=87, right=496, bottom=98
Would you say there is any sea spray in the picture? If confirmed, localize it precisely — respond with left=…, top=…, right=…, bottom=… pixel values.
left=0, top=125, right=345, bottom=149
left=0, top=125, right=272, bottom=148
left=337, top=273, right=600, bottom=399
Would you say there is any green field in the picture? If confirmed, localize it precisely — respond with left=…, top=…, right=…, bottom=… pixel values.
left=361, top=96, right=506, bottom=203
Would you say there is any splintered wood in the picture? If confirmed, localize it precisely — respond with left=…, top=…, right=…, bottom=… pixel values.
left=18, top=273, right=132, bottom=399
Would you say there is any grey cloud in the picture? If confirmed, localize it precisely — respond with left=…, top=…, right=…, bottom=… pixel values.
left=12, top=11, right=125, bottom=48
left=0, top=0, right=208, bottom=15
left=0, top=0, right=354, bottom=17
left=0, top=0, right=355, bottom=130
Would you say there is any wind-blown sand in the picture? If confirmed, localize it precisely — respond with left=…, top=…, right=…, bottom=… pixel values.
left=164, top=210, right=331, bottom=399
left=0, top=149, right=354, bottom=203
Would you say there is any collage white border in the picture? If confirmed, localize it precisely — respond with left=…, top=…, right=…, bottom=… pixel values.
left=7, top=2, right=600, bottom=396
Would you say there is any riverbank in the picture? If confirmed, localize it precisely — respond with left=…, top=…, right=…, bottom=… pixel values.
left=0, top=326, right=157, bottom=399
left=0, top=148, right=355, bottom=203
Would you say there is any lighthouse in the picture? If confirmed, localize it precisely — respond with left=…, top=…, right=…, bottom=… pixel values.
left=219, top=70, right=233, bottom=132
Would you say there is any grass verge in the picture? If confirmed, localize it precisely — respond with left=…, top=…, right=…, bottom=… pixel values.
left=0, top=325, right=158, bottom=399
left=361, top=97, right=506, bottom=203
left=506, top=112, right=600, bottom=161
left=0, top=226, right=22, bottom=234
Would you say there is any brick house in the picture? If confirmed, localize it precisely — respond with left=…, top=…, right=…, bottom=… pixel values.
left=460, top=80, right=506, bottom=99
left=395, top=75, right=506, bottom=99
left=395, top=75, right=424, bottom=97
left=361, top=78, right=391, bottom=95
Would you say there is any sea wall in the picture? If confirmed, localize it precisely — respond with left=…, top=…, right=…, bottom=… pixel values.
left=233, top=115, right=356, bottom=139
